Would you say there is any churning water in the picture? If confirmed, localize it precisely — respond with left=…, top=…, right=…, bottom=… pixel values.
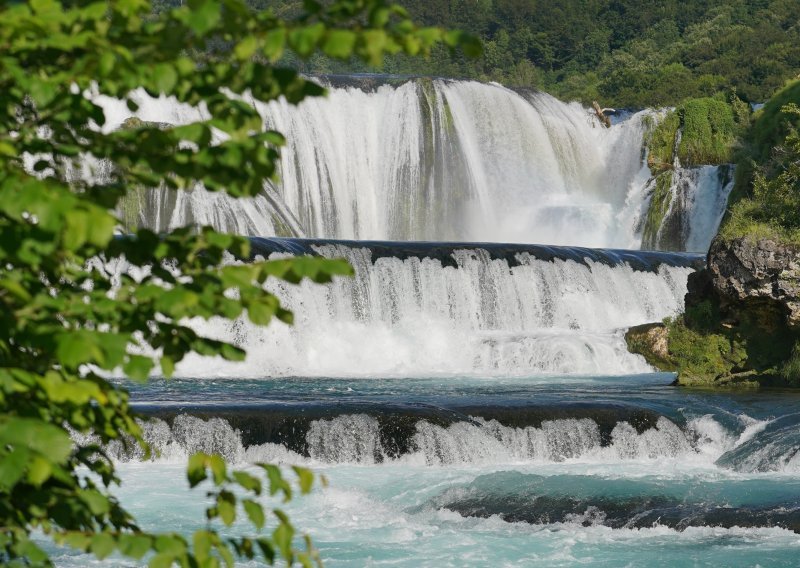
left=54, top=376, right=800, bottom=567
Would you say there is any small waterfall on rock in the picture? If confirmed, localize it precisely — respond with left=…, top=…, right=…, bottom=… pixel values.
left=641, top=159, right=735, bottom=252
left=97, top=78, right=730, bottom=250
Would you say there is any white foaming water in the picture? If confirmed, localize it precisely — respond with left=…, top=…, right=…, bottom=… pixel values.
left=306, top=415, right=383, bottom=464
left=105, top=411, right=769, bottom=470
left=646, top=164, right=735, bottom=252
left=176, top=245, right=693, bottom=377
left=92, top=79, right=730, bottom=249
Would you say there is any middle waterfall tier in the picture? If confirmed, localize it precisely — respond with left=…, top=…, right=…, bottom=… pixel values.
left=179, top=239, right=701, bottom=378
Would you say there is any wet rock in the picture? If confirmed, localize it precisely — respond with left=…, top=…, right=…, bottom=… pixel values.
left=625, top=322, right=676, bottom=371
left=631, top=236, right=800, bottom=387
left=706, top=237, right=800, bottom=328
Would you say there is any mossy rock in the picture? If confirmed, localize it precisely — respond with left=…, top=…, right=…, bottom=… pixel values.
left=627, top=304, right=800, bottom=387
left=677, top=97, right=737, bottom=166
left=645, top=96, right=744, bottom=169
left=645, top=110, right=679, bottom=169
left=641, top=171, right=675, bottom=249
left=721, top=80, right=800, bottom=243
left=625, top=322, right=677, bottom=371
left=119, top=116, right=172, bottom=130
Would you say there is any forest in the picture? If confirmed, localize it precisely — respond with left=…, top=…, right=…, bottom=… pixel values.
left=205, top=0, right=800, bottom=108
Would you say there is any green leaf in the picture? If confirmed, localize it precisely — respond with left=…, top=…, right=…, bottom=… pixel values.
left=243, top=499, right=265, bottom=530
left=259, top=464, right=292, bottom=501
left=154, top=534, right=187, bottom=556
left=124, top=355, right=155, bottom=381
left=217, top=492, right=236, bottom=526
left=235, top=36, right=258, bottom=60
left=0, top=447, right=30, bottom=490
left=86, top=210, right=116, bottom=247
left=292, top=466, right=314, bottom=494
left=192, top=530, right=212, bottom=560
left=61, top=532, right=91, bottom=551
left=187, top=453, right=208, bottom=487
left=27, top=456, right=53, bottom=486
left=256, top=537, right=276, bottom=563
left=153, top=64, right=178, bottom=94
left=0, top=417, right=72, bottom=463
left=209, top=454, right=227, bottom=485
left=184, top=0, right=221, bottom=35
left=56, top=330, right=103, bottom=368
left=232, top=470, right=262, bottom=494
left=289, top=23, right=325, bottom=57
left=248, top=298, right=277, bottom=325
left=360, top=29, right=388, bottom=65
left=263, top=28, right=287, bottom=61
left=323, top=30, right=356, bottom=59
left=161, top=355, right=176, bottom=377
left=272, top=515, right=295, bottom=561
left=118, top=534, right=153, bottom=559
left=80, top=489, right=112, bottom=515
left=90, top=533, right=116, bottom=560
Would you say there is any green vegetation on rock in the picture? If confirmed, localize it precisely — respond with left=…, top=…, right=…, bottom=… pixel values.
left=627, top=232, right=800, bottom=388
left=640, top=96, right=745, bottom=251
left=721, top=81, right=800, bottom=244
left=641, top=172, right=674, bottom=249
left=645, top=111, right=680, bottom=170
left=646, top=96, right=745, bottom=168
left=629, top=301, right=800, bottom=388
left=679, top=97, right=739, bottom=165
left=782, top=342, right=800, bottom=383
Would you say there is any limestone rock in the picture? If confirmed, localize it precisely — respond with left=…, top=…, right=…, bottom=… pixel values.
left=624, top=322, right=676, bottom=371
left=706, top=237, right=800, bottom=328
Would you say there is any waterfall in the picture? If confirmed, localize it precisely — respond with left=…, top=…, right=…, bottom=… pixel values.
left=641, top=163, right=735, bottom=252
left=97, top=411, right=738, bottom=467
left=173, top=240, right=698, bottom=378
left=95, top=78, right=730, bottom=250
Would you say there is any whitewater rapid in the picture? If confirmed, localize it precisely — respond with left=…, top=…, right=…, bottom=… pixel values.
left=163, top=240, right=699, bottom=378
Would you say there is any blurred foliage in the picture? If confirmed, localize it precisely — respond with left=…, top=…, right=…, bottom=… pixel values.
left=0, top=0, right=475, bottom=565
left=254, top=0, right=800, bottom=107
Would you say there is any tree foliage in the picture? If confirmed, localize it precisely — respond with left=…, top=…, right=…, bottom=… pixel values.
left=721, top=81, right=800, bottom=243
left=0, top=0, right=475, bottom=565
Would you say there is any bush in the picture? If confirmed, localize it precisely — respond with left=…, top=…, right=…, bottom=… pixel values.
left=720, top=81, right=800, bottom=244
left=678, top=97, right=737, bottom=165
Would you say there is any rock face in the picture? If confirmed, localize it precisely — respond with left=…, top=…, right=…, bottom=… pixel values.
left=625, top=323, right=676, bottom=371
left=628, top=236, right=800, bottom=387
left=702, top=238, right=800, bottom=328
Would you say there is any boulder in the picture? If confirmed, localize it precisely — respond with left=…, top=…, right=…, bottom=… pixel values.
left=705, top=237, right=800, bottom=329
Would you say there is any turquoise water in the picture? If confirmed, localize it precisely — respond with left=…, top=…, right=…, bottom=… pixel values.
left=47, top=374, right=800, bottom=566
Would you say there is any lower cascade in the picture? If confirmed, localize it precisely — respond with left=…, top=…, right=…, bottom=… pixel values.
left=92, top=402, right=800, bottom=476
left=175, top=239, right=700, bottom=377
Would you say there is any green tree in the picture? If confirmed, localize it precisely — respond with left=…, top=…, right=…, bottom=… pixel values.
left=0, top=0, right=477, bottom=565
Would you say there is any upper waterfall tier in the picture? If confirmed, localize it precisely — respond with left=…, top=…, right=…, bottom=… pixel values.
left=100, top=79, right=686, bottom=248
